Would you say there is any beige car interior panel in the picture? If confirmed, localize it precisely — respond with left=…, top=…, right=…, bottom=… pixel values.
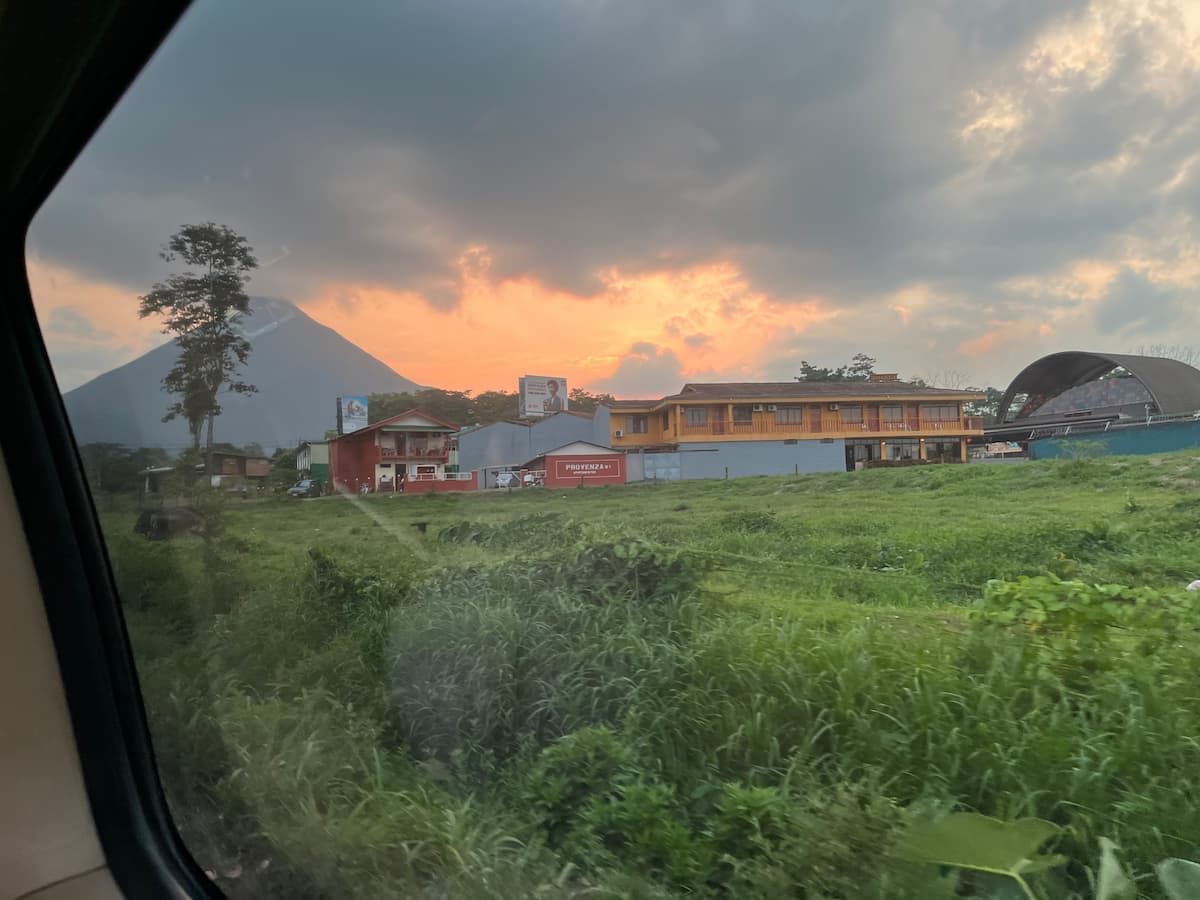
left=0, top=448, right=116, bottom=899
left=18, top=868, right=121, bottom=900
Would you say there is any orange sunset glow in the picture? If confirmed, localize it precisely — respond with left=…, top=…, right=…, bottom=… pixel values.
left=28, top=253, right=842, bottom=397
left=292, top=254, right=837, bottom=395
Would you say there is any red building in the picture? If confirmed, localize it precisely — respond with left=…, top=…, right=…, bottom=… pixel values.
left=328, top=409, right=478, bottom=494
left=529, top=440, right=626, bottom=488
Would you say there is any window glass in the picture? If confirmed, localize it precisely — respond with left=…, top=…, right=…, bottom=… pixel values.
left=923, top=404, right=959, bottom=421
left=23, top=1, right=1198, bottom=898
left=775, top=405, right=803, bottom=425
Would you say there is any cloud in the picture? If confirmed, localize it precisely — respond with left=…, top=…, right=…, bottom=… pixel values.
left=1093, top=268, right=1180, bottom=333
left=45, top=346, right=136, bottom=393
left=45, top=305, right=112, bottom=340
left=683, top=333, right=711, bottom=349
left=21, top=0, right=1200, bottom=393
left=26, top=258, right=164, bottom=391
left=595, top=343, right=686, bottom=399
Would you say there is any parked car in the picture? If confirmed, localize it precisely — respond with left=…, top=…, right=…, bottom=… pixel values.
left=495, top=472, right=519, bottom=489
left=288, top=479, right=322, bottom=498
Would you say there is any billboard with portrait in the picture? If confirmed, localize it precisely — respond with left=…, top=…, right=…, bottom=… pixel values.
left=519, top=375, right=568, bottom=417
left=338, top=395, right=369, bottom=434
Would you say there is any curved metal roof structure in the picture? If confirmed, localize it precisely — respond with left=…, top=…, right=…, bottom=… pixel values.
left=998, top=351, right=1200, bottom=424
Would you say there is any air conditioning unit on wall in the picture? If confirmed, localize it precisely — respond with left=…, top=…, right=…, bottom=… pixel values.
left=767, top=404, right=778, bottom=411
left=752, top=404, right=765, bottom=412
left=614, top=429, right=624, bottom=437
left=828, top=403, right=840, bottom=411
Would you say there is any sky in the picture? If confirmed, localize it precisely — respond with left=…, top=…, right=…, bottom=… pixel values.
left=25, top=0, right=1200, bottom=396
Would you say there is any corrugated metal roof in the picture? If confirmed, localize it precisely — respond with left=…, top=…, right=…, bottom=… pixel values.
left=998, top=352, right=1200, bottom=421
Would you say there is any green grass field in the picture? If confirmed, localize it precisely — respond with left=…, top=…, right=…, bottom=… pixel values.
left=106, top=453, right=1200, bottom=898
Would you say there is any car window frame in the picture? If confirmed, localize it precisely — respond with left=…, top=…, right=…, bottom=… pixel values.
left=0, top=1, right=220, bottom=897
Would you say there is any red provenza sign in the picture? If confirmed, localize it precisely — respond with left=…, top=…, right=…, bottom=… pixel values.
left=549, top=453, right=625, bottom=485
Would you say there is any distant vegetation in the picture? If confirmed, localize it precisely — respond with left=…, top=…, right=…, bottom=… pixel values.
left=104, top=452, right=1200, bottom=897
left=368, top=386, right=615, bottom=427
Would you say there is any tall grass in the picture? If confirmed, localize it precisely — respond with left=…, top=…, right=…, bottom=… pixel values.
left=106, top=453, right=1200, bottom=898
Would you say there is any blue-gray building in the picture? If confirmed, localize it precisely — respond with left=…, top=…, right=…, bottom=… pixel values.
left=626, top=439, right=847, bottom=481
left=457, top=409, right=611, bottom=486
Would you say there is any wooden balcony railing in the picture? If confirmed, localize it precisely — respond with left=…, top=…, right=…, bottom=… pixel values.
left=675, top=416, right=982, bottom=438
left=377, top=444, right=449, bottom=460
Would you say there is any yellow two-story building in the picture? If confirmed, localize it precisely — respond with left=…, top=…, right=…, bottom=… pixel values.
left=605, top=376, right=985, bottom=479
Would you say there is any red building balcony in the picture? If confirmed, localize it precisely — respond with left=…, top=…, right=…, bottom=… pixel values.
left=376, top=443, right=450, bottom=461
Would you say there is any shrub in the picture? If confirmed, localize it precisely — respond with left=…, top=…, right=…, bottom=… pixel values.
left=521, top=726, right=637, bottom=848
left=570, top=782, right=709, bottom=887
left=712, top=779, right=909, bottom=898
left=564, top=537, right=704, bottom=603
left=975, top=575, right=1200, bottom=685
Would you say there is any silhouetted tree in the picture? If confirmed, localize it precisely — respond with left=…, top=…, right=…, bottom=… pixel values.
left=139, top=223, right=258, bottom=474
left=569, top=387, right=616, bottom=414
left=795, top=353, right=877, bottom=381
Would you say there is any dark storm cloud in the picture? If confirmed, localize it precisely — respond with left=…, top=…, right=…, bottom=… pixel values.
left=25, top=0, right=1200, bottom=345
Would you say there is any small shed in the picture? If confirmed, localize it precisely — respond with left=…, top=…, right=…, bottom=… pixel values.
left=532, top=440, right=626, bottom=488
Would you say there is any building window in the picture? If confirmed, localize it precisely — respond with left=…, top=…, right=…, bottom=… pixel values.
left=686, top=407, right=708, bottom=426
left=840, top=405, right=863, bottom=424
left=775, top=405, right=803, bottom=425
left=732, top=405, right=753, bottom=425
left=881, top=405, right=903, bottom=424
left=662, top=411, right=670, bottom=431
left=923, top=404, right=959, bottom=421
left=627, top=414, right=649, bottom=434
left=927, top=439, right=960, bottom=461
left=889, top=438, right=918, bottom=460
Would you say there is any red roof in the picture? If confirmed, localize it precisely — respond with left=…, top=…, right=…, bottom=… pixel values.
left=330, top=408, right=458, bottom=440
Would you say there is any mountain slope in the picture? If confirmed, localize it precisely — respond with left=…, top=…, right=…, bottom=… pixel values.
left=62, top=297, right=423, bottom=450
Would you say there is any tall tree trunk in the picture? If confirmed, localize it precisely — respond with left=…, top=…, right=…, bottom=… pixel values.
left=205, top=411, right=215, bottom=480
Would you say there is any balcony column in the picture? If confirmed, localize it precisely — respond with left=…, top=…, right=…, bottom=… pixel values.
left=880, top=439, right=887, bottom=460
left=919, top=437, right=927, bottom=460
left=727, top=403, right=734, bottom=431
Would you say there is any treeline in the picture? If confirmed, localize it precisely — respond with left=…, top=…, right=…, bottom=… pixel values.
left=368, top=387, right=615, bottom=428
left=78, top=442, right=296, bottom=494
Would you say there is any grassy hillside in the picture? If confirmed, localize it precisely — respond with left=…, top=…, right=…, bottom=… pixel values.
left=106, top=453, right=1200, bottom=898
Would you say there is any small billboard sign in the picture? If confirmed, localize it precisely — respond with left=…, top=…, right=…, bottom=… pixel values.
left=338, top=395, right=369, bottom=434
left=553, top=457, right=621, bottom=479
left=519, top=375, right=568, bottom=418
